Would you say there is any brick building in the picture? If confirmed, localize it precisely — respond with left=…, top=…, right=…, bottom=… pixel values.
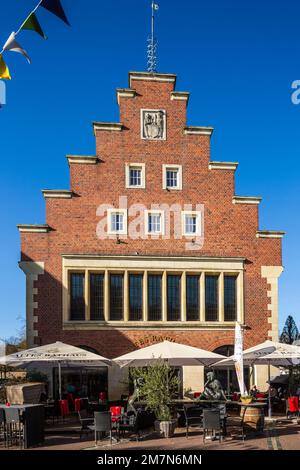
left=18, top=71, right=284, bottom=398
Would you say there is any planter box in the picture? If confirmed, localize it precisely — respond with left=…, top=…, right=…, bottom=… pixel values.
left=154, top=419, right=177, bottom=438
left=5, top=383, right=45, bottom=404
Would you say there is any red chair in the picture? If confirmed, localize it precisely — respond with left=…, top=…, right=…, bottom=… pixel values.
left=193, top=392, right=201, bottom=399
left=287, top=396, right=299, bottom=418
left=67, top=393, right=74, bottom=404
left=75, top=398, right=81, bottom=413
left=59, top=399, right=69, bottom=418
left=110, top=406, right=122, bottom=423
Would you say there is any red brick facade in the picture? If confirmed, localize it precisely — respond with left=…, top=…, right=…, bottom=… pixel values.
left=18, top=71, right=284, bottom=362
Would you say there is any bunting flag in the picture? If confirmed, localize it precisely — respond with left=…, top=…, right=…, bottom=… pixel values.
left=21, top=12, right=47, bottom=40
left=0, top=54, right=11, bottom=80
left=41, top=0, right=70, bottom=26
left=3, top=32, right=31, bottom=64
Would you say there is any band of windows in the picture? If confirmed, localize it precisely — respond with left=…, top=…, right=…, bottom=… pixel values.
left=69, top=271, right=238, bottom=323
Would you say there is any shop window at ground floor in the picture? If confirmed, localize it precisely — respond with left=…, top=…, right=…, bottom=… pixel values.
left=53, top=367, right=108, bottom=401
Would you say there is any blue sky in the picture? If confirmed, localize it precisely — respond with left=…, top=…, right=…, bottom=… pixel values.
left=0, top=0, right=299, bottom=338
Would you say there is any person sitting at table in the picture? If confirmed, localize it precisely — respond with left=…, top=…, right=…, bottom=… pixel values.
left=250, top=385, right=259, bottom=398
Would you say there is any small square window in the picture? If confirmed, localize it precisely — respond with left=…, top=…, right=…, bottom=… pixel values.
left=182, top=211, right=201, bottom=236
left=163, top=165, right=182, bottom=190
left=126, top=163, right=145, bottom=188
left=107, top=209, right=127, bottom=235
left=166, top=170, right=178, bottom=188
left=145, top=211, right=164, bottom=235
left=130, top=168, right=142, bottom=186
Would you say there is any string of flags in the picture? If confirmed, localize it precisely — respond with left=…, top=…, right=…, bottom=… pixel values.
left=0, top=0, right=70, bottom=80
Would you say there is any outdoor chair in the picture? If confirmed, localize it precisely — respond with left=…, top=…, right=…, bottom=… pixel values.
left=118, top=410, right=155, bottom=441
left=4, top=408, right=24, bottom=449
left=215, top=404, right=227, bottom=436
left=88, top=411, right=113, bottom=446
left=78, top=409, right=94, bottom=439
left=183, top=404, right=203, bottom=438
left=286, top=396, right=300, bottom=419
left=202, top=408, right=223, bottom=443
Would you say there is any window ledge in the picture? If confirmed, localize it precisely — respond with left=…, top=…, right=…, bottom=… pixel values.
left=63, top=321, right=238, bottom=331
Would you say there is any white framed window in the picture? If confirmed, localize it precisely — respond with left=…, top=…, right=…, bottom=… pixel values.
left=107, top=209, right=127, bottom=235
left=182, top=211, right=201, bottom=236
left=163, top=165, right=182, bottom=190
left=125, top=163, right=145, bottom=189
left=145, top=210, right=165, bottom=235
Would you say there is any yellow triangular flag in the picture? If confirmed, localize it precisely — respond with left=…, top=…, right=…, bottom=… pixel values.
left=0, top=54, right=11, bottom=80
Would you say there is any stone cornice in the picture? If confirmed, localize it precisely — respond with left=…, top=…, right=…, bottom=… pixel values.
left=116, top=88, right=137, bottom=105
left=66, top=155, right=98, bottom=165
left=233, top=196, right=262, bottom=205
left=256, top=231, right=285, bottom=239
left=170, top=91, right=190, bottom=104
left=209, top=161, right=239, bottom=171
left=19, top=261, right=45, bottom=275
left=93, top=122, right=123, bottom=136
left=17, top=224, right=51, bottom=233
left=129, top=71, right=177, bottom=88
left=42, top=190, right=74, bottom=199
left=184, top=126, right=214, bottom=136
left=62, top=254, right=246, bottom=263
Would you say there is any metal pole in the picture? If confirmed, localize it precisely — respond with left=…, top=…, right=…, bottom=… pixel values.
left=151, top=1, right=154, bottom=67
left=58, top=362, right=62, bottom=400
left=268, top=361, right=272, bottom=418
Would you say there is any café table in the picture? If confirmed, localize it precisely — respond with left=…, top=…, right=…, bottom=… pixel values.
left=0, top=404, right=44, bottom=448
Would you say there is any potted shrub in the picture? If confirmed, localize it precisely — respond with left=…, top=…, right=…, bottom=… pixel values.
left=131, top=359, right=180, bottom=438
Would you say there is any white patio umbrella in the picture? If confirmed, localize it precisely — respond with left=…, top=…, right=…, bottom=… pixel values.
left=114, top=340, right=226, bottom=367
left=214, top=341, right=300, bottom=417
left=0, top=342, right=111, bottom=400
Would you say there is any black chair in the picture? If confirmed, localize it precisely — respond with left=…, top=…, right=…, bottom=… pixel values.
left=183, top=405, right=203, bottom=438
left=216, top=404, right=227, bottom=436
left=88, top=411, right=112, bottom=446
left=202, top=408, right=223, bottom=442
left=5, top=408, right=24, bottom=448
left=78, top=409, right=94, bottom=439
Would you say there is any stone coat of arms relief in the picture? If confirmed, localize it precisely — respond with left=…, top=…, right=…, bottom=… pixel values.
left=141, top=109, right=166, bottom=140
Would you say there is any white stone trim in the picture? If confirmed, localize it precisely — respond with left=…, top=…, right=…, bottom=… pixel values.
left=66, top=155, right=98, bottom=165
left=19, top=261, right=44, bottom=348
left=17, top=224, right=51, bottom=233
left=261, top=266, right=284, bottom=341
left=162, top=164, right=183, bottom=190
left=144, top=210, right=165, bottom=236
left=62, top=255, right=246, bottom=271
left=42, top=190, right=73, bottom=199
left=256, top=231, right=285, bottom=239
left=125, top=163, right=146, bottom=189
left=170, top=91, right=190, bottom=103
left=129, top=71, right=177, bottom=87
left=116, top=88, right=137, bottom=105
left=233, top=196, right=262, bottom=205
left=93, top=122, right=123, bottom=135
left=184, top=126, right=214, bottom=136
left=182, top=211, right=202, bottom=237
left=107, top=208, right=128, bottom=235
left=209, top=161, right=239, bottom=171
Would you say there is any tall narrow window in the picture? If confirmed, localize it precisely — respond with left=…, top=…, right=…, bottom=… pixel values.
left=186, top=275, right=200, bottom=321
left=167, top=275, right=181, bottom=321
left=129, top=274, right=143, bottom=321
left=110, top=274, right=124, bottom=321
left=205, top=275, right=219, bottom=321
left=90, top=273, right=104, bottom=321
left=130, top=168, right=142, bottom=187
left=224, top=275, right=237, bottom=321
left=148, top=274, right=162, bottom=321
left=148, top=213, right=162, bottom=234
left=70, top=273, right=85, bottom=321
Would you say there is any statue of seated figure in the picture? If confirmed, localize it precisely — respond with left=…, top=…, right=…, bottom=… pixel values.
left=201, top=371, right=227, bottom=401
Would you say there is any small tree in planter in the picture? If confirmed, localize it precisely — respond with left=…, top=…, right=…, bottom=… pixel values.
left=131, top=359, right=180, bottom=438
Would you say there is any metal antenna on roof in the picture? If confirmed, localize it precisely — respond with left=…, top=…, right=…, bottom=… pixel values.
left=147, top=2, right=159, bottom=73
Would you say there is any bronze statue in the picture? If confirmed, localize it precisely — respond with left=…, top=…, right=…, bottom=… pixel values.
left=202, top=371, right=227, bottom=401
